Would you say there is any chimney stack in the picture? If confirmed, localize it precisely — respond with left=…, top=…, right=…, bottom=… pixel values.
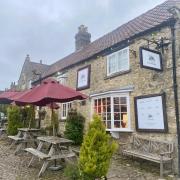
left=75, top=25, right=91, bottom=51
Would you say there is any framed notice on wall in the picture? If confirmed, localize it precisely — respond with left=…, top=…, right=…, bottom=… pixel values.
left=134, top=93, right=168, bottom=132
left=76, top=65, right=91, bottom=90
left=139, top=47, right=163, bottom=71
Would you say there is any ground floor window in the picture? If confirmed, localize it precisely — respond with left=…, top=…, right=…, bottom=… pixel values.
left=92, top=94, right=130, bottom=131
left=61, top=102, right=72, bottom=119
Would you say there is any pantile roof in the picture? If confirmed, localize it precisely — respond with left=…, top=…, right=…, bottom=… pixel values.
left=41, top=0, right=179, bottom=79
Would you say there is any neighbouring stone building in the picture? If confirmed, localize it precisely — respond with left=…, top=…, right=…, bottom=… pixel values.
left=18, top=0, right=180, bottom=171
left=18, top=54, right=49, bottom=90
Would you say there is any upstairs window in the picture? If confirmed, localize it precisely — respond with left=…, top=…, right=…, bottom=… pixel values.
left=107, top=47, right=129, bottom=76
left=56, top=72, right=67, bottom=85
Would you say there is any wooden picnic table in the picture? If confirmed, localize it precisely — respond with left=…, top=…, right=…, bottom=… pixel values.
left=8, top=128, right=40, bottom=155
left=25, top=136, right=75, bottom=177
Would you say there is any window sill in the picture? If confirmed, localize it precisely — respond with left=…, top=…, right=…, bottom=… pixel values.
left=106, top=129, right=133, bottom=132
left=104, top=70, right=131, bottom=80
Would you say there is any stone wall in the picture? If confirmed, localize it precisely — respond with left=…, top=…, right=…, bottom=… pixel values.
left=43, top=23, right=179, bottom=170
left=57, top=25, right=176, bottom=140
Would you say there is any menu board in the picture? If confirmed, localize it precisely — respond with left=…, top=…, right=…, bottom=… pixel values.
left=134, top=93, right=167, bottom=132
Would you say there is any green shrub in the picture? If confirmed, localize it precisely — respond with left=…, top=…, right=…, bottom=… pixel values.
left=64, top=109, right=85, bottom=145
left=26, top=105, right=36, bottom=128
left=7, top=106, right=23, bottom=135
left=64, top=163, right=81, bottom=180
left=79, top=114, right=118, bottom=180
left=21, top=105, right=36, bottom=128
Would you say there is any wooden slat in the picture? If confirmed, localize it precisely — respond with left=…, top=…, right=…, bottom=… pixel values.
left=123, top=150, right=172, bottom=163
left=25, top=148, right=50, bottom=160
left=8, top=136, right=24, bottom=141
left=48, top=152, right=75, bottom=161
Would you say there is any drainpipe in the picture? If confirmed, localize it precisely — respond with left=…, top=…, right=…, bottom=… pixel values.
left=171, top=20, right=180, bottom=177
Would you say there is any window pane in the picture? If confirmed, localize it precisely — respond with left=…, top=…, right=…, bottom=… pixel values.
left=121, top=106, right=127, bottom=112
left=114, top=121, right=120, bottom=128
left=102, top=113, right=106, bottom=120
left=98, top=99, right=101, bottom=106
left=107, top=121, right=111, bottom=129
left=95, top=99, right=97, bottom=106
left=107, top=113, right=111, bottom=120
left=108, top=54, right=116, bottom=74
left=114, top=113, right=120, bottom=120
left=103, top=106, right=106, bottom=112
left=98, top=106, right=101, bottom=113
left=120, top=97, right=127, bottom=104
left=102, top=98, right=106, bottom=106
left=114, top=105, right=120, bottom=112
left=113, top=97, right=119, bottom=104
left=107, top=97, right=110, bottom=105
left=121, top=113, right=128, bottom=128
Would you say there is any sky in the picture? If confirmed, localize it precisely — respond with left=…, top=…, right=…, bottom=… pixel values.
left=0, top=0, right=166, bottom=90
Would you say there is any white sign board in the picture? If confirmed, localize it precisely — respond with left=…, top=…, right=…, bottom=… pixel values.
left=135, top=94, right=167, bottom=132
left=140, top=47, right=162, bottom=71
left=77, top=65, right=90, bottom=90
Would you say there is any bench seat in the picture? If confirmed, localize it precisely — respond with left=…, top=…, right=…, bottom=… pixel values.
left=25, top=148, right=50, bottom=160
left=48, top=152, right=75, bottom=161
left=8, top=136, right=24, bottom=141
left=121, top=135, right=174, bottom=178
left=123, top=149, right=172, bottom=163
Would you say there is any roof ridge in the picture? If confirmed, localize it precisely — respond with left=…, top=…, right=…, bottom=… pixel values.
left=30, top=61, right=49, bottom=66
left=39, top=0, right=178, bottom=80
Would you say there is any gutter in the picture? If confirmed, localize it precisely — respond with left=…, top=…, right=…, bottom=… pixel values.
left=168, top=5, right=180, bottom=177
left=171, top=20, right=180, bottom=177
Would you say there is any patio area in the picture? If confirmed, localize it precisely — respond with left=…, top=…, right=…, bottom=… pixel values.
left=0, top=137, right=174, bottom=180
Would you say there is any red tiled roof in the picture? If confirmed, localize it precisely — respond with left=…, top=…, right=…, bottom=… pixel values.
left=42, top=0, right=179, bottom=79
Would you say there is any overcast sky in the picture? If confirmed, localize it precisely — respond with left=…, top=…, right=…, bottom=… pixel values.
left=0, top=0, right=166, bottom=90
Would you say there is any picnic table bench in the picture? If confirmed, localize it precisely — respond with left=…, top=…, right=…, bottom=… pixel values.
left=25, top=136, right=76, bottom=177
left=0, top=122, right=8, bottom=137
left=8, top=128, right=40, bottom=155
left=121, top=135, right=174, bottom=178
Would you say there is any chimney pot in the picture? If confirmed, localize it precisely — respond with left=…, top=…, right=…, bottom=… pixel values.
left=25, top=54, right=30, bottom=61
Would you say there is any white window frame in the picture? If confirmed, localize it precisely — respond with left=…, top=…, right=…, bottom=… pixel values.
left=61, top=102, right=72, bottom=120
left=91, top=93, right=131, bottom=132
left=107, top=47, right=130, bottom=76
left=28, top=80, right=32, bottom=89
left=56, top=72, right=67, bottom=85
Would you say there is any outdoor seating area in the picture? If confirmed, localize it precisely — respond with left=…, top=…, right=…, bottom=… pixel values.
left=0, top=136, right=165, bottom=180
left=0, top=78, right=87, bottom=177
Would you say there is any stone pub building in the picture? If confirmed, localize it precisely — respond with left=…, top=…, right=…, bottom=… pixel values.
left=18, top=0, right=180, bottom=172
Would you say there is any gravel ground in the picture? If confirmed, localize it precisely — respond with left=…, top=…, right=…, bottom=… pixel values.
left=0, top=137, right=176, bottom=180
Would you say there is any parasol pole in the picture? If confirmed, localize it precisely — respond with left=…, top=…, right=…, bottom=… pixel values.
left=28, top=105, right=35, bottom=129
left=51, top=103, right=55, bottom=136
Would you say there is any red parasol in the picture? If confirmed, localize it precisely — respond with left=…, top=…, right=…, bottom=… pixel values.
left=0, top=90, right=20, bottom=104
left=15, top=78, right=88, bottom=135
left=15, top=78, right=88, bottom=106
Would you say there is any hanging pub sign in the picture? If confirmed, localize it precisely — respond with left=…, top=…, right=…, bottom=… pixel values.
left=134, top=93, right=168, bottom=132
left=139, top=47, right=163, bottom=71
left=76, top=65, right=91, bottom=90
